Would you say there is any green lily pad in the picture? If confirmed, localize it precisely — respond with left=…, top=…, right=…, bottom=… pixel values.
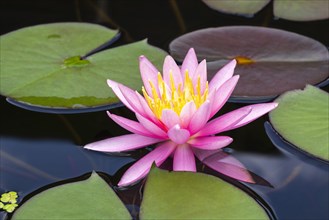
left=274, top=0, right=329, bottom=21
left=202, top=0, right=270, bottom=16
left=0, top=22, right=167, bottom=111
left=169, top=26, right=329, bottom=101
left=140, top=167, right=269, bottom=219
left=269, top=85, right=329, bottom=161
left=12, top=172, right=131, bottom=219
left=202, top=0, right=328, bottom=21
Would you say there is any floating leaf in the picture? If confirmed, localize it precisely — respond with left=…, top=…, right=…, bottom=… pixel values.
left=12, top=172, right=131, bottom=219
left=202, top=0, right=328, bottom=21
left=140, top=167, right=269, bottom=219
left=0, top=191, right=18, bottom=204
left=169, top=26, right=329, bottom=101
left=269, top=85, right=329, bottom=160
left=274, top=0, right=329, bottom=21
left=0, top=22, right=167, bottom=112
left=202, top=0, right=270, bottom=16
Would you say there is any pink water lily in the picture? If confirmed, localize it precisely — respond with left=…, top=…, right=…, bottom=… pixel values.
left=84, top=48, right=278, bottom=187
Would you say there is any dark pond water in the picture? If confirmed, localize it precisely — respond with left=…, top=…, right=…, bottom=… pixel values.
left=1, top=1, right=328, bottom=219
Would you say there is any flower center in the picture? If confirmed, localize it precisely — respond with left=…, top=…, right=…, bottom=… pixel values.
left=143, top=70, right=209, bottom=119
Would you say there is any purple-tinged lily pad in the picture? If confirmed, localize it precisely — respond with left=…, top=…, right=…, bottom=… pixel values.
left=169, top=26, right=329, bottom=101
left=274, top=0, right=329, bottom=21
left=202, top=0, right=270, bottom=17
left=269, top=85, right=329, bottom=161
left=202, top=0, right=329, bottom=21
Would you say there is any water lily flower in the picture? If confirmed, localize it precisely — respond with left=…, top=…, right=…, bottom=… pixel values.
left=85, top=48, right=278, bottom=187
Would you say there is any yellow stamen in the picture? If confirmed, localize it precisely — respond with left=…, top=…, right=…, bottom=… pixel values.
left=143, top=70, right=209, bottom=119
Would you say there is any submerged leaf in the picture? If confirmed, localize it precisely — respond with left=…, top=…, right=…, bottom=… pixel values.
left=0, top=22, right=167, bottom=112
left=169, top=26, right=329, bottom=101
left=12, top=172, right=131, bottom=219
left=269, top=85, right=329, bottom=160
left=140, top=167, right=269, bottom=219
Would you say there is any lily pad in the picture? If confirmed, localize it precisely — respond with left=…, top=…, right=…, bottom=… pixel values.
left=202, top=0, right=270, bottom=16
left=12, top=172, right=131, bottom=219
left=202, top=0, right=329, bottom=21
left=0, top=22, right=167, bottom=112
left=274, top=0, right=329, bottom=21
left=140, top=167, right=269, bottom=219
left=269, top=85, right=329, bottom=161
left=169, top=26, right=329, bottom=101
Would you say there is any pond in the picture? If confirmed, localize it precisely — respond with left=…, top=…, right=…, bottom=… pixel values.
left=1, top=0, right=328, bottom=219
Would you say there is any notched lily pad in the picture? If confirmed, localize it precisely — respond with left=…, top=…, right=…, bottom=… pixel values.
left=202, top=0, right=328, bottom=21
left=140, top=167, right=269, bottom=219
left=169, top=26, right=329, bottom=102
left=269, top=85, right=329, bottom=161
left=0, top=22, right=167, bottom=112
left=202, top=0, right=270, bottom=16
left=12, top=172, right=131, bottom=219
left=274, top=0, right=329, bottom=21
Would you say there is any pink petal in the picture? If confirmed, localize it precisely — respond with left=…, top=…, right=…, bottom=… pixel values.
left=136, top=114, right=168, bottom=138
left=118, top=141, right=177, bottom=187
left=209, top=59, right=237, bottom=93
left=161, top=109, right=180, bottom=129
left=163, top=55, right=183, bottom=89
left=188, top=136, right=233, bottom=150
left=179, top=101, right=197, bottom=128
left=107, top=112, right=156, bottom=137
left=107, top=79, right=133, bottom=110
left=195, top=106, right=252, bottom=137
left=192, top=59, right=207, bottom=94
left=139, top=55, right=160, bottom=97
left=203, top=151, right=254, bottom=183
left=118, top=84, right=152, bottom=120
left=167, top=124, right=190, bottom=144
left=209, top=75, right=239, bottom=118
left=84, top=134, right=162, bottom=152
left=173, top=144, right=196, bottom=172
left=188, top=100, right=211, bottom=135
left=135, top=90, right=161, bottom=125
left=181, top=48, right=198, bottom=78
left=224, top=103, right=278, bottom=132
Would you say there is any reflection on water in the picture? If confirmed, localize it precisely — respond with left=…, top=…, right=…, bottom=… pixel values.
left=232, top=150, right=329, bottom=219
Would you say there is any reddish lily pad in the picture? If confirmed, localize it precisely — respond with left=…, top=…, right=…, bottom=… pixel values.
left=202, top=0, right=270, bottom=16
left=169, top=26, right=329, bottom=101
